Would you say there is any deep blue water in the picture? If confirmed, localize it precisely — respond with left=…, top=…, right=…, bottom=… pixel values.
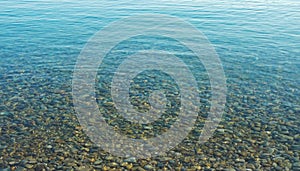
left=0, top=0, right=299, bottom=169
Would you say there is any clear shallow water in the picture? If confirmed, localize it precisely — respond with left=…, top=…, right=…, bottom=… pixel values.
left=0, top=0, right=299, bottom=170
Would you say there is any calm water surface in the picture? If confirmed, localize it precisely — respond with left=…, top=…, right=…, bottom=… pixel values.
left=0, top=0, right=299, bottom=170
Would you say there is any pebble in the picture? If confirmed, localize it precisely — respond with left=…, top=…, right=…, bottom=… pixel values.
left=144, top=126, right=153, bottom=130
left=217, top=129, right=225, bottom=133
left=105, top=156, right=114, bottom=161
left=279, top=134, right=294, bottom=141
left=81, top=147, right=89, bottom=152
left=25, top=164, right=34, bottom=169
left=84, top=143, right=92, bottom=147
left=93, top=165, right=102, bottom=169
left=108, top=162, right=118, bottom=167
left=125, top=163, right=133, bottom=170
left=192, top=166, right=202, bottom=170
left=210, top=158, right=217, bottom=162
left=54, top=149, right=64, bottom=153
left=77, top=166, right=90, bottom=171
left=235, top=158, right=245, bottom=163
left=0, top=112, right=9, bottom=116
left=225, top=168, right=236, bottom=171
left=246, top=163, right=255, bottom=170
left=132, top=166, right=146, bottom=171
left=94, top=160, right=102, bottom=165
left=28, top=159, right=37, bottom=164
left=291, top=145, right=300, bottom=151
left=0, top=168, right=10, bottom=171
left=8, top=161, right=18, bottom=165
left=46, top=145, right=52, bottom=149
left=274, top=157, right=285, bottom=162
left=0, top=145, right=7, bottom=150
left=35, top=163, right=47, bottom=171
left=157, top=162, right=164, bottom=168
left=102, top=165, right=110, bottom=171
left=293, top=162, right=300, bottom=169
left=144, top=165, right=154, bottom=170
left=234, top=138, right=242, bottom=143
left=15, top=166, right=26, bottom=171
left=124, top=157, right=137, bottom=163
left=159, top=157, right=173, bottom=162
left=261, top=153, right=271, bottom=159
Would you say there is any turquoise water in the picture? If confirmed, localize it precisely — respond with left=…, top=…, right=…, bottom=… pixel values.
left=0, top=0, right=299, bottom=170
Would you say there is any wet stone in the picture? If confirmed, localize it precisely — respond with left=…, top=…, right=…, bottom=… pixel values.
left=157, top=163, right=164, bottom=168
left=0, top=145, right=7, bottom=150
left=124, top=157, right=137, bottom=163
left=261, top=153, right=272, bottom=159
left=15, top=166, right=27, bottom=171
left=217, top=129, right=225, bottom=133
left=293, top=162, right=300, bottom=169
left=225, top=168, right=236, bottom=171
left=210, top=158, right=217, bottom=162
left=0, top=112, right=10, bottom=116
left=108, top=162, right=118, bottom=167
left=8, top=161, right=18, bottom=165
left=144, top=165, right=154, bottom=170
left=246, top=163, right=255, bottom=170
left=274, top=157, right=285, bottom=162
left=84, top=143, right=92, bottom=147
left=0, top=168, right=10, bottom=171
left=234, top=138, right=242, bottom=143
left=131, top=166, right=145, bottom=171
left=291, top=145, right=300, bottom=151
left=35, top=163, right=48, bottom=171
left=94, top=160, right=102, bottom=165
left=46, top=145, right=52, bottom=149
left=54, top=149, right=64, bottom=153
left=125, top=163, right=133, bottom=170
left=235, top=158, right=245, bottom=163
left=93, top=165, right=102, bottom=169
left=25, top=164, right=34, bottom=169
left=279, top=134, right=294, bottom=141
left=159, top=157, right=173, bottom=162
left=29, top=160, right=37, bottom=165
left=81, top=147, right=89, bottom=152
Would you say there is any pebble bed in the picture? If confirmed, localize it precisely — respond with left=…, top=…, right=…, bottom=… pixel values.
left=0, top=60, right=299, bottom=170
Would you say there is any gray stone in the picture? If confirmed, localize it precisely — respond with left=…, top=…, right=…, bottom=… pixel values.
left=291, top=145, right=300, bottom=151
left=0, top=168, right=10, bottom=171
left=9, top=161, right=18, bottom=165
left=144, top=165, right=153, bottom=170
left=15, top=167, right=27, bottom=171
left=46, top=145, right=52, bottom=149
left=94, top=160, right=102, bottom=165
left=124, top=157, right=137, bottom=163
left=210, top=158, right=217, bottom=162
left=25, top=164, right=34, bottom=169
left=225, top=168, right=236, bottom=171
left=0, top=145, right=7, bottom=150
left=293, top=162, right=300, bottom=168
left=235, top=158, right=245, bottom=163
